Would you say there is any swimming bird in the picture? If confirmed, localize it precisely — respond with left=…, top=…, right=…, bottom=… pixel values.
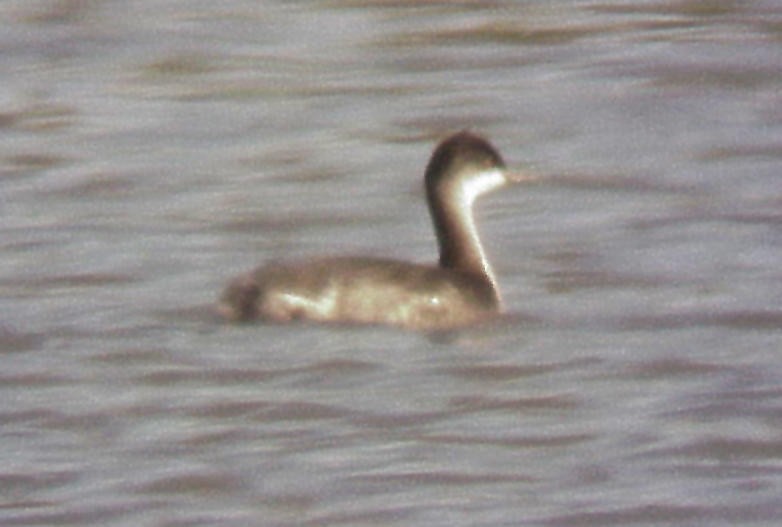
left=219, top=131, right=533, bottom=331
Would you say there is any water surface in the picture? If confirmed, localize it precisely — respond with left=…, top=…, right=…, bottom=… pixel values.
left=1, top=1, right=781, bottom=525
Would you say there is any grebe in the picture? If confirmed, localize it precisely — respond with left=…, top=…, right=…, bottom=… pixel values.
left=219, top=131, right=533, bottom=331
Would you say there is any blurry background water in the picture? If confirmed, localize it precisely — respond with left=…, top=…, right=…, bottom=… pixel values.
left=1, top=1, right=782, bottom=525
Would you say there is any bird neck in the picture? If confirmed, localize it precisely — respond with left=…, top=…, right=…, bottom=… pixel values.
left=428, top=183, right=500, bottom=304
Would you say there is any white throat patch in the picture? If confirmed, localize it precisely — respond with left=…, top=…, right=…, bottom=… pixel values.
left=461, top=168, right=507, bottom=206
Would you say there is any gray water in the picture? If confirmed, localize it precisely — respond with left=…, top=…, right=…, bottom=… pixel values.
left=2, top=1, right=782, bottom=525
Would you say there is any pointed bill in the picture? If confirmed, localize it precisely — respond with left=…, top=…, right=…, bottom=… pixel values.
left=504, top=168, right=538, bottom=183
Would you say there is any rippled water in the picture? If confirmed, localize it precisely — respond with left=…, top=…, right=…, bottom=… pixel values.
left=2, top=1, right=782, bottom=525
